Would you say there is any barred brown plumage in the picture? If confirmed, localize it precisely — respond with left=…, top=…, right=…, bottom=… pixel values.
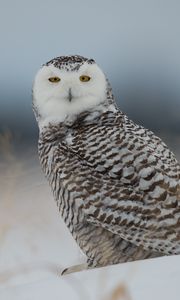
left=33, top=55, right=180, bottom=275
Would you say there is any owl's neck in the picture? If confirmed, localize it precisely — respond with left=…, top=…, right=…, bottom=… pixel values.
left=38, top=102, right=117, bottom=132
left=39, top=107, right=123, bottom=153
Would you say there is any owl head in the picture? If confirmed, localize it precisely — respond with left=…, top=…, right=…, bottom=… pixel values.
left=32, top=55, right=115, bottom=129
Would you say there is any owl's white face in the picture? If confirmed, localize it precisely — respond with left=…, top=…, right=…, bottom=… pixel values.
left=33, top=62, right=107, bottom=128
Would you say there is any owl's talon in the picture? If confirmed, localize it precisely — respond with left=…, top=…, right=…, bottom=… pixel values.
left=61, top=263, right=88, bottom=276
left=61, top=268, right=68, bottom=276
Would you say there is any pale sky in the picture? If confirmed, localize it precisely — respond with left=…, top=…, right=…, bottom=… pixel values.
left=0, top=0, right=180, bottom=141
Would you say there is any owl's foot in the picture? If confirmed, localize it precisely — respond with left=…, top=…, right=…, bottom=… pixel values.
left=61, top=263, right=88, bottom=276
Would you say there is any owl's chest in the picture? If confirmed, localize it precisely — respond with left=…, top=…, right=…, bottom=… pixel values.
left=39, top=142, right=86, bottom=229
left=65, top=124, right=137, bottom=183
left=66, top=123, right=123, bottom=161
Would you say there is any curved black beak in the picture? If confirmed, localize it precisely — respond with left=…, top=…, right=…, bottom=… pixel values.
left=68, top=88, right=72, bottom=102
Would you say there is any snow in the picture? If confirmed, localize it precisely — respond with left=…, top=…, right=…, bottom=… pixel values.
left=0, top=150, right=180, bottom=300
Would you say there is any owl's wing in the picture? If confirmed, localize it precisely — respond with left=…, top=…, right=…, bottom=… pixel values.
left=57, top=143, right=180, bottom=255
left=124, top=115, right=179, bottom=167
left=71, top=111, right=179, bottom=186
left=82, top=170, right=180, bottom=255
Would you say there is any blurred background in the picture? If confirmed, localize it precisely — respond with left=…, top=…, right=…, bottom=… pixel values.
left=0, top=0, right=180, bottom=299
left=0, top=0, right=180, bottom=153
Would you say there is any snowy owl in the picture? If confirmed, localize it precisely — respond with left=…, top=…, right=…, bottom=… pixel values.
left=32, top=55, right=180, bottom=275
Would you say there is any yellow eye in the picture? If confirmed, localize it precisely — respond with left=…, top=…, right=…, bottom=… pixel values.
left=79, top=75, right=91, bottom=82
left=48, top=77, right=61, bottom=83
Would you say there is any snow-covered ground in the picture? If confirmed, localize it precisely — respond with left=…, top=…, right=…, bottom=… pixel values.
left=0, top=140, right=180, bottom=300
